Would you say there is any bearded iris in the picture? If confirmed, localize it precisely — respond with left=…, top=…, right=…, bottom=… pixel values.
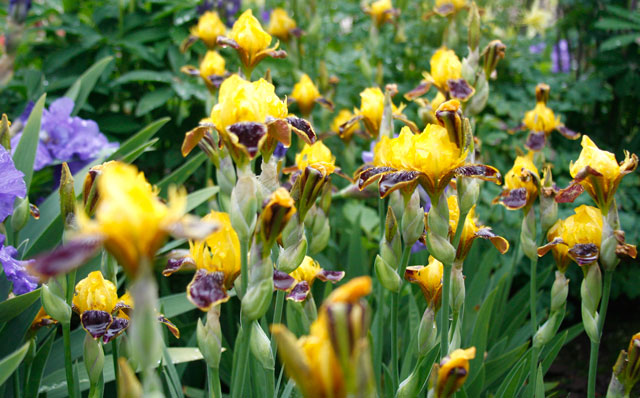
left=341, top=87, right=412, bottom=137
left=217, top=9, right=286, bottom=73
left=557, top=135, right=638, bottom=213
left=496, top=151, right=540, bottom=211
left=430, top=347, right=476, bottom=398
left=166, top=211, right=241, bottom=311
left=182, top=74, right=317, bottom=167
left=181, top=50, right=227, bottom=90
left=519, top=83, right=580, bottom=151
left=405, top=256, right=443, bottom=310
left=273, top=256, right=344, bottom=302
left=290, top=74, right=333, bottom=118
left=364, top=0, right=399, bottom=27
left=271, top=276, right=375, bottom=398
left=412, top=47, right=475, bottom=102
left=267, top=8, right=299, bottom=42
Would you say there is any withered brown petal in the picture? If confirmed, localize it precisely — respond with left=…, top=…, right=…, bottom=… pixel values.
left=404, top=81, right=432, bottom=101
left=182, top=126, right=207, bottom=157
left=537, top=237, right=567, bottom=257
left=81, top=310, right=113, bottom=339
left=286, top=116, right=316, bottom=144
left=273, top=270, right=296, bottom=291
left=227, top=122, right=268, bottom=158
left=187, top=269, right=229, bottom=311
left=474, top=228, right=509, bottom=254
left=569, top=243, right=599, bottom=266
left=525, top=131, right=546, bottom=151
left=216, top=36, right=240, bottom=49
left=555, top=181, right=584, bottom=203
left=315, top=97, right=335, bottom=111
left=266, top=118, right=292, bottom=147
left=29, top=237, right=103, bottom=280
left=286, top=281, right=310, bottom=302
left=448, top=79, right=475, bottom=101
left=102, top=317, right=129, bottom=343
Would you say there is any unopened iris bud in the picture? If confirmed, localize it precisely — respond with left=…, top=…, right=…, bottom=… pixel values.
left=435, top=100, right=464, bottom=150
left=230, top=175, right=259, bottom=241
left=540, top=166, right=558, bottom=234
left=418, top=307, right=437, bottom=357
left=41, top=283, right=72, bottom=324
left=59, top=162, right=75, bottom=228
left=197, top=306, right=222, bottom=369
left=467, top=2, right=480, bottom=51
left=242, top=276, right=273, bottom=321
left=397, top=367, right=422, bottom=398
left=250, top=321, right=274, bottom=370
left=482, top=40, right=506, bottom=80
left=11, top=196, right=30, bottom=232
left=305, top=207, right=330, bottom=254
left=257, top=188, right=296, bottom=255
left=0, top=114, right=10, bottom=150
left=402, top=190, right=425, bottom=246
left=533, top=271, right=568, bottom=347
left=451, top=265, right=465, bottom=315
left=550, top=271, right=569, bottom=312
left=535, top=83, right=550, bottom=104
left=83, top=333, right=105, bottom=386
left=117, top=357, right=143, bottom=398
left=426, top=195, right=456, bottom=265
left=277, top=215, right=307, bottom=273
left=520, top=206, right=537, bottom=260
left=581, top=263, right=602, bottom=342
left=458, top=178, right=479, bottom=216
left=374, top=255, right=401, bottom=293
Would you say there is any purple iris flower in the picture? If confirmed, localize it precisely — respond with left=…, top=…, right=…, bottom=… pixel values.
left=0, top=145, right=26, bottom=222
left=11, top=97, right=117, bottom=171
left=9, top=0, right=31, bottom=23
left=199, top=0, right=241, bottom=27
left=0, top=235, right=37, bottom=295
left=529, top=42, right=546, bottom=55
left=552, top=39, right=571, bottom=73
left=273, top=141, right=288, bottom=159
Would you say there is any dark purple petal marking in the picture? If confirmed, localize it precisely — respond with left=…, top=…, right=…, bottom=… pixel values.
left=163, top=253, right=196, bottom=277
left=286, top=281, right=310, bottom=302
left=454, top=165, right=502, bottom=184
left=356, top=167, right=395, bottom=190
left=339, top=115, right=364, bottom=137
left=102, top=317, right=129, bottom=343
left=317, top=270, right=345, bottom=283
left=29, top=237, right=102, bottom=279
left=525, top=131, right=546, bottom=151
left=315, top=97, right=334, bottom=111
left=501, top=188, right=528, bottom=210
left=158, top=315, right=180, bottom=339
left=81, top=310, right=113, bottom=339
left=556, top=125, right=580, bottom=140
left=286, top=117, right=316, bottom=144
left=227, top=122, right=267, bottom=158
left=273, top=269, right=296, bottom=291
left=379, top=171, right=420, bottom=197
left=447, top=79, right=475, bottom=101
left=435, top=3, right=455, bottom=16
left=569, top=244, right=599, bottom=266
left=187, top=269, right=228, bottom=311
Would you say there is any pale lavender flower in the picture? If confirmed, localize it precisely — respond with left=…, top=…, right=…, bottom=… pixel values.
left=273, top=141, right=288, bottom=159
left=0, top=145, right=26, bottom=222
left=0, top=235, right=37, bottom=295
left=552, top=39, right=571, bottom=73
left=529, top=42, right=546, bottom=54
left=12, top=97, right=117, bottom=171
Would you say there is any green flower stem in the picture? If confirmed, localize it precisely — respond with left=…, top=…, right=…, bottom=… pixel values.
left=587, top=270, right=613, bottom=398
left=529, top=253, right=540, bottom=398
left=233, top=234, right=251, bottom=398
left=269, top=289, right=285, bottom=397
left=207, top=366, right=222, bottom=398
left=62, top=321, right=76, bottom=398
left=440, top=208, right=468, bottom=360
left=63, top=267, right=78, bottom=398
left=240, top=237, right=249, bottom=301
left=111, top=340, right=119, bottom=390
left=391, top=246, right=412, bottom=390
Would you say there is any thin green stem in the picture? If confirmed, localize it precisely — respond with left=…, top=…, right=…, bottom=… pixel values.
left=111, top=339, right=119, bottom=390
left=391, top=246, right=412, bottom=391
left=207, top=366, right=222, bottom=398
left=240, top=238, right=249, bottom=300
left=439, top=209, right=469, bottom=360
left=236, top=324, right=251, bottom=398
left=587, top=270, right=613, bottom=398
left=63, top=322, right=76, bottom=398
left=529, top=254, right=539, bottom=398
left=271, top=290, right=285, bottom=354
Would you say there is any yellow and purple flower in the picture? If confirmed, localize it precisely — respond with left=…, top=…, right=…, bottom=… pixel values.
left=290, top=74, right=334, bottom=117
left=495, top=151, right=540, bottom=210
left=181, top=50, right=227, bottom=90
left=267, top=8, right=299, bottom=42
left=273, top=256, right=345, bottom=302
left=410, top=47, right=475, bottom=102
left=364, top=0, right=399, bottom=27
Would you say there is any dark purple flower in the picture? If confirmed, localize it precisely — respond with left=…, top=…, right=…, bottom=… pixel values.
left=12, top=97, right=117, bottom=171
left=552, top=39, right=571, bottom=73
left=0, top=145, right=26, bottom=222
left=411, top=239, right=426, bottom=254
left=9, top=0, right=31, bottom=23
left=18, top=101, right=34, bottom=124
left=0, top=235, right=37, bottom=295
left=273, top=141, right=288, bottom=159
left=197, top=0, right=214, bottom=14
left=529, top=42, right=546, bottom=55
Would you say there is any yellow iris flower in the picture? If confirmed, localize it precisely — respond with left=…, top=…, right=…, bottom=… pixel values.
left=405, top=256, right=443, bottom=310
left=332, top=109, right=359, bottom=142
left=76, top=162, right=186, bottom=277
left=190, top=11, right=226, bottom=48
left=433, top=347, right=476, bottom=397
left=366, top=0, right=397, bottom=27
left=291, top=74, right=322, bottom=117
left=295, top=141, right=337, bottom=177
left=356, top=87, right=404, bottom=136
left=267, top=8, right=297, bottom=42
left=498, top=152, right=540, bottom=210
left=421, top=48, right=475, bottom=101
